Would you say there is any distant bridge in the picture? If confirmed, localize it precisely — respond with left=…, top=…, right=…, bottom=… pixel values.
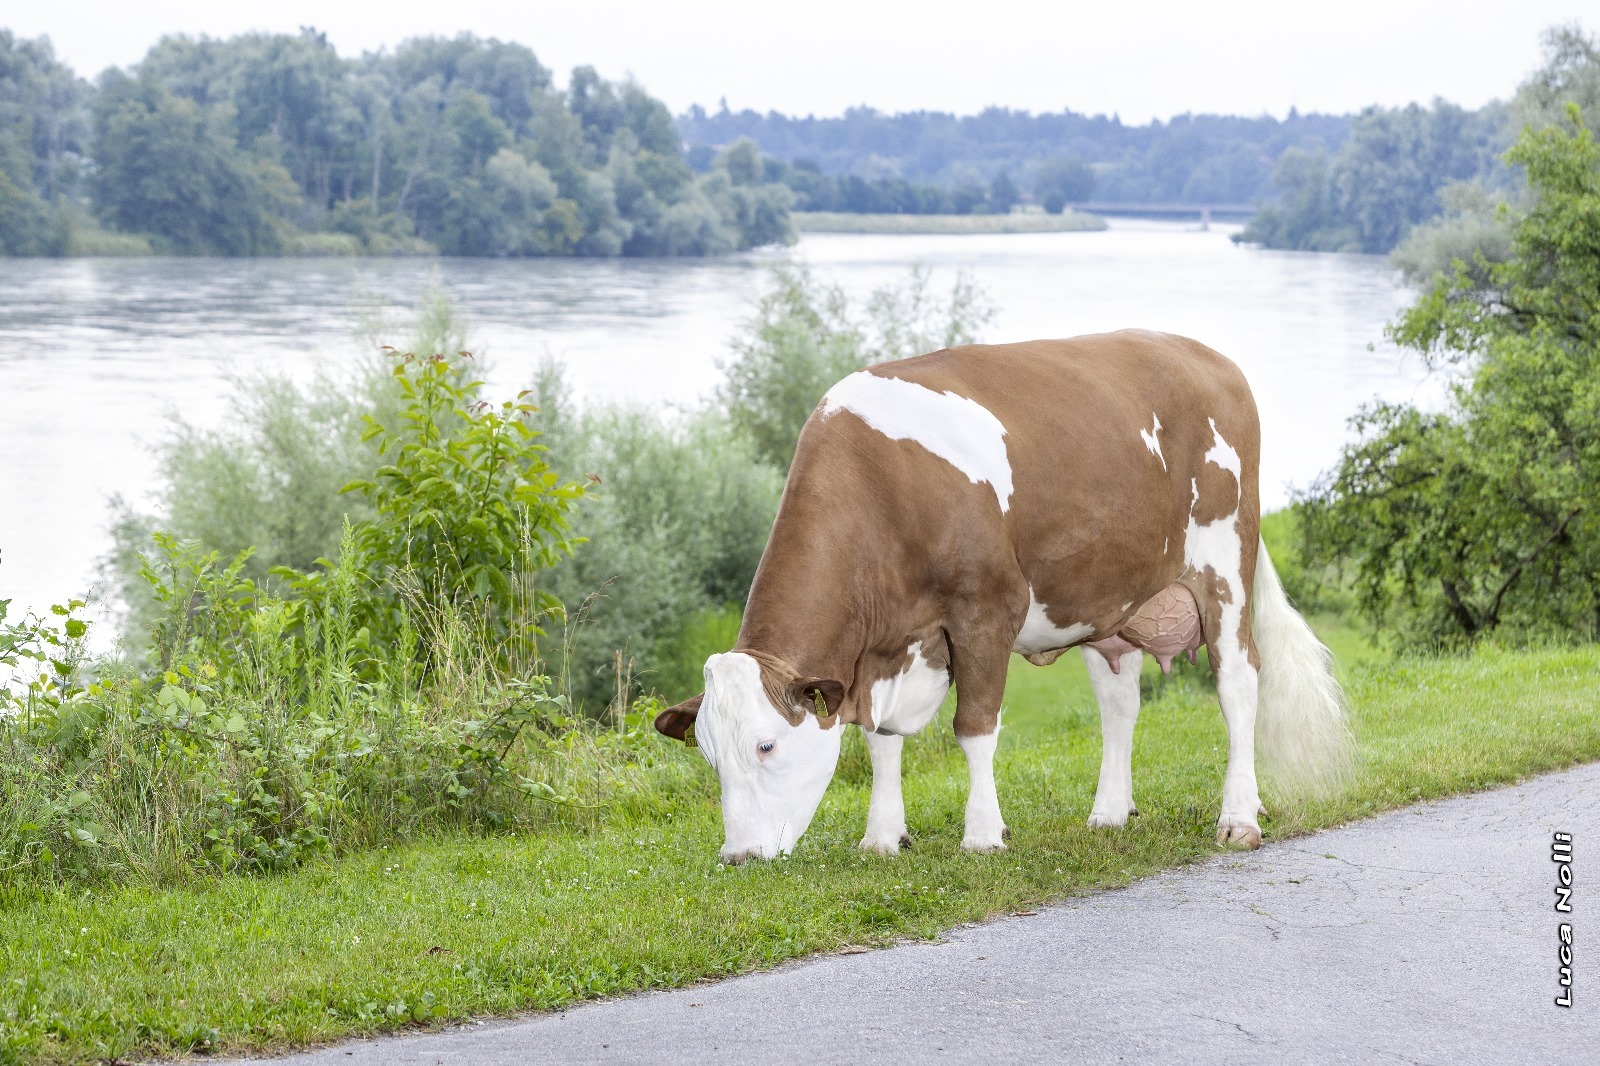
left=1074, top=202, right=1256, bottom=226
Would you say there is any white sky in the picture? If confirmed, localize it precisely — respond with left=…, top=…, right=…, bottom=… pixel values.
left=7, top=2, right=1595, bottom=122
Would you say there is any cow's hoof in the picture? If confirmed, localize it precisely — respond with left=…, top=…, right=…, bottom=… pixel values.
left=859, top=831, right=909, bottom=856
left=1215, top=822, right=1262, bottom=849
left=962, top=827, right=1008, bottom=853
left=1087, top=806, right=1137, bottom=829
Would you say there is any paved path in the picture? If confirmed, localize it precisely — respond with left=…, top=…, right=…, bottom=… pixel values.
left=237, top=764, right=1599, bottom=1065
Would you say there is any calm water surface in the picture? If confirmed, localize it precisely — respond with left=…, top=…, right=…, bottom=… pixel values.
left=0, top=221, right=1436, bottom=616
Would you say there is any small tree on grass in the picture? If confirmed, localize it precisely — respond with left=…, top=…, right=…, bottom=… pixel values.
left=1299, top=105, right=1600, bottom=646
left=334, top=349, right=587, bottom=661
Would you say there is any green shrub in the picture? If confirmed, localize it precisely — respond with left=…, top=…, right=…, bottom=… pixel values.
left=534, top=383, right=781, bottom=711
left=35, top=261, right=1003, bottom=892
left=286, top=231, right=365, bottom=256
left=334, top=348, right=585, bottom=661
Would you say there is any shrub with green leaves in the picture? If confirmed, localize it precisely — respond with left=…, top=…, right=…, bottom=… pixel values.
left=333, top=348, right=586, bottom=659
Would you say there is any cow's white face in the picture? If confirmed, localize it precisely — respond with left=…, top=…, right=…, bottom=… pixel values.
left=693, top=652, right=842, bottom=864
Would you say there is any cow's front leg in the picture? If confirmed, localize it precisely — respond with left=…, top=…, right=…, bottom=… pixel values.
left=949, top=621, right=1012, bottom=852
left=1083, top=646, right=1144, bottom=827
left=860, top=730, right=910, bottom=854
left=957, top=723, right=1006, bottom=851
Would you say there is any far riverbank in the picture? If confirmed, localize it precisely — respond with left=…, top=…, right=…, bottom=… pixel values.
left=793, top=210, right=1107, bottom=234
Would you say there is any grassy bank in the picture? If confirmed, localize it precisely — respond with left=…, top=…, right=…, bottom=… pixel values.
left=793, top=210, right=1107, bottom=234
left=4, top=635, right=1598, bottom=1063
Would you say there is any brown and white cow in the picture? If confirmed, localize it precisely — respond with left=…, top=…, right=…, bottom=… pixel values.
left=655, top=330, right=1351, bottom=863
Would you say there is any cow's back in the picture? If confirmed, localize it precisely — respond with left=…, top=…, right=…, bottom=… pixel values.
left=785, top=331, right=1258, bottom=633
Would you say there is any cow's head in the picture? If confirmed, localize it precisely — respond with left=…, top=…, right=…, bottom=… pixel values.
left=655, top=650, right=845, bottom=863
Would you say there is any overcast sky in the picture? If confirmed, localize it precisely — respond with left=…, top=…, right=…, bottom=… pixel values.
left=9, top=2, right=1594, bottom=123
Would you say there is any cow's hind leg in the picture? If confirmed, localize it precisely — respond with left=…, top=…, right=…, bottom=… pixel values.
left=1195, top=550, right=1264, bottom=849
left=1213, top=650, right=1263, bottom=847
left=860, top=731, right=910, bottom=855
left=1083, top=646, right=1144, bottom=828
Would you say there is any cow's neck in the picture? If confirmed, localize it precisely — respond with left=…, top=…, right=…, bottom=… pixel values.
left=736, top=527, right=869, bottom=687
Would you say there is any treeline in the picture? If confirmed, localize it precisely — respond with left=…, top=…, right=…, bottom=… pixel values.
left=679, top=101, right=1351, bottom=210
left=1241, top=26, right=1599, bottom=256
left=0, top=28, right=794, bottom=257
left=1236, top=99, right=1512, bottom=254
left=680, top=25, right=1600, bottom=255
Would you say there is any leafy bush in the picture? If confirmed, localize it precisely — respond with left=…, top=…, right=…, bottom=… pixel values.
left=334, top=347, right=585, bottom=659
left=1390, top=182, right=1518, bottom=286
left=100, top=267, right=994, bottom=714
left=537, top=398, right=781, bottom=709
left=3, top=320, right=610, bottom=888
left=28, top=260, right=997, bottom=889
left=103, top=292, right=472, bottom=639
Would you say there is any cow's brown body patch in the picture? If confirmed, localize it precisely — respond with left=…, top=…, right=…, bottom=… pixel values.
left=730, top=329, right=1262, bottom=738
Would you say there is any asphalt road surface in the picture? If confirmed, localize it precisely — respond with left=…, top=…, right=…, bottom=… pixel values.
left=230, top=762, right=1599, bottom=1065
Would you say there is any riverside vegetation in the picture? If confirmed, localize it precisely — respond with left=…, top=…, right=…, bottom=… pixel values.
left=3, top=105, right=1600, bottom=1064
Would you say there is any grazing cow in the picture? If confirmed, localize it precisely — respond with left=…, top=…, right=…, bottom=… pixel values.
left=655, top=330, right=1351, bottom=864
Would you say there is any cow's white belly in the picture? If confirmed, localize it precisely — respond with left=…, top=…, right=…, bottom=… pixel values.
left=870, top=642, right=951, bottom=735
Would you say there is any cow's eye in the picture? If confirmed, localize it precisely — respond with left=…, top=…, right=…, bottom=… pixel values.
left=757, top=740, right=776, bottom=757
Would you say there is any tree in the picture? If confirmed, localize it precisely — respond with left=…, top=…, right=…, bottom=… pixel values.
left=91, top=71, right=293, bottom=254
left=1516, top=24, right=1600, bottom=137
left=1390, top=182, right=1516, bottom=285
left=1033, top=156, right=1094, bottom=213
left=1235, top=148, right=1353, bottom=250
left=0, top=31, right=88, bottom=253
left=0, top=169, right=64, bottom=254
left=676, top=101, right=1351, bottom=208
left=1299, top=107, right=1600, bottom=645
left=987, top=170, right=1018, bottom=214
left=1388, top=27, right=1599, bottom=281
left=1328, top=101, right=1507, bottom=253
left=12, top=29, right=795, bottom=259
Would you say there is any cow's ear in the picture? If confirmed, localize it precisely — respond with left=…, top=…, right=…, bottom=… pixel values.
left=655, top=693, right=703, bottom=746
left=788, top=678, right=845, bottom=719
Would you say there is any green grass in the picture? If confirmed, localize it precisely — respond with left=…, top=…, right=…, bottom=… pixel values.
left=4, top=637, right=1599, bottom=1063
left=793, top=210, right=1108, bottom=234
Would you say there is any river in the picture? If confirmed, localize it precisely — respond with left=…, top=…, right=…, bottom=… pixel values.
left=0, top=220, right=1437, bottom=618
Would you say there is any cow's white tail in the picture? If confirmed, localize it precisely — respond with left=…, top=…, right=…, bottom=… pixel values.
left=1252, top=538, right=1353, bottom=797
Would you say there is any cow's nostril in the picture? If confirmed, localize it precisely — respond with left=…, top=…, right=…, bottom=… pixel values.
left=720, top=849, right=751, bottom=866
